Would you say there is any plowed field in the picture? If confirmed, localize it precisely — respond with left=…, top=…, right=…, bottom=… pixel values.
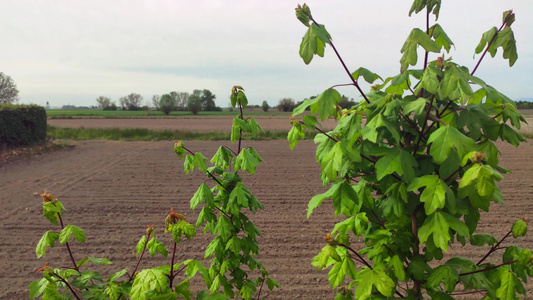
left=1, top=123, right=533, bottom=299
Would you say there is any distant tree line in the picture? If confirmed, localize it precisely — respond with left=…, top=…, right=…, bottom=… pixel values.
left=95, top=89, right=221, bottom=115
left=516, top=100, right=533, bottom=109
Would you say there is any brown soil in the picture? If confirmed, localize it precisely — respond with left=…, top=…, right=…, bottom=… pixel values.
left=47, top=115, right=339, bottom=132
left=1, top=138, right=533, bottom=299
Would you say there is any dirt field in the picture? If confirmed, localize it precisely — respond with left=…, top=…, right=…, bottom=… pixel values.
left=47, top=115, right=339, bottom=132
left=1, top=126, right=533, bottom=298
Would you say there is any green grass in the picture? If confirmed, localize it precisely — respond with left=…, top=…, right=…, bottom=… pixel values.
left=46, top=109, right=291, bottom=118
left=47, top=126, right=315, bottom=141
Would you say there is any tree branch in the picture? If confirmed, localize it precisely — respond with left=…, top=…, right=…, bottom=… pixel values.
left=309, top=19, right=371, bottom=104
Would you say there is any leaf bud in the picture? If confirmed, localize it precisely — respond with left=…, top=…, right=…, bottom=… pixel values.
left=165, top=207, right=186, bottom=231
left=146, top=224, right=154, bottom=237
left=370, top=84, right=381, bottom=92
left=469, top=152, right=484, bottom=164
left=436, top=56, right=444, bottom=69
left=503, top=10, right=515, bottom=28
left=512, top=218, right=528, bottom=238
left=41, top=192, right=57, bottom=203
left=37, top=262, right=52, bottom=272
left=295, top=4, right=311, bottom=26
left=289, top=116, right=298, bottom=125
left=324, top=233, right=337, bottom=245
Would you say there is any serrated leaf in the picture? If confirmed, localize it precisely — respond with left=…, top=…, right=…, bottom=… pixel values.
left=59, top=224, right=86, bottom=244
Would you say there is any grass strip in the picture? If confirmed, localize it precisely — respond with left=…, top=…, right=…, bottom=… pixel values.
left=47, top=126, right=316, bottom=141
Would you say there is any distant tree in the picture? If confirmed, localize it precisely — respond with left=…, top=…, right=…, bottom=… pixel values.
left=120, top=93, right=143, bottom=110
left=0, top=72, right=19, bottom=104
left=339, top=94, right=356, bottom=109
left=277, top=98, right=296, bottom=112
left=198, top=89, right=217, bottom=111
left=168, top=91, right=189, bottom=111
left=187, top=94, right=202, bottom=115
left=261, top=101, right=270, bottom=112
left=104, top=103, right=117, bottom=111
left=516, top=100, right=533, bottom=109
left=96, top=96, right=113, bottom=109
left=159, top=94, right=174, bottom=115
left=152, top=95, right=161, bottom=110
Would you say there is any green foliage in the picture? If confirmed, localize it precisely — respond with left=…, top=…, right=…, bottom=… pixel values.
left=293, top=3, right=531, bottom=299
left=0, top=104, right=47, bottom=150
left=159, top=93, right=174, bottom=115
left=175, top=86, right=277, bottom=299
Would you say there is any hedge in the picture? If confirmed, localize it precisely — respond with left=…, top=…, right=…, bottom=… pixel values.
left=0, top=104, right=47, bottom=150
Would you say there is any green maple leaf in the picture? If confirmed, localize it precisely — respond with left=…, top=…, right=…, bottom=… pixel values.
left=496, top=266, right=521, bottom=299
left=354, top=267, right=395, bottom=299
left=418, top=211, right=469, bottom=252
left=130, top=269, right=170, bottom=300
left=351, top=67, right=382, bottom=84
left=299, top=23, right=330, bottom=64
left=233, top=147, right=262, bottom=174
left=216, top=216, right=233, bottom=241
left=400, top=28, right=440, bottom=73
left=190, top=183, right=214, bottom=210
left=419, top=65, right=441, bottom=94
left=438, top=64, right=473, bottom=102
left=310, top=88, right=341, bottom=121
left=146, top=237, right=168, bottom=257
left=430, top=24, right=454, bottom=52
left=59, top=224, right=86, bottom=244
left=427, top=126, right=475, bottom=164
left=211, top=146, right=234, bottom=169
left=321, top=142, right=343, bottom=181
left=330, top=182, right=359, bottom=217
left=168, top=221, right=196, bottom=243
left=427, top=265, right=459, bottom=293
left=407, top=175, right=445, bottom=215
left=288, top=124, right=305, bottom=150
left=36, top=231, right=60, bottom=258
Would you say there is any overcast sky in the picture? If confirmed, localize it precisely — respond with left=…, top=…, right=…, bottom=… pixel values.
left=2, top=1, right=532, bottom=108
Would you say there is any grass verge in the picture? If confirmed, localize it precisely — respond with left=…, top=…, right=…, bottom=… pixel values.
left=47, top=126, right=316, bottom=141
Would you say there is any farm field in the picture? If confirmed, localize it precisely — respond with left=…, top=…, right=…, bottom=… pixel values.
left=0, top=118, right=532, bottom=299
left=47, top=114, right=339, bottom=132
